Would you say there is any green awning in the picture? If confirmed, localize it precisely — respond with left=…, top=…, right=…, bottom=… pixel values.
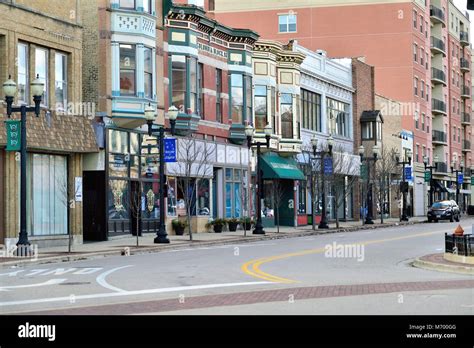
left=260, top=153, right=305, bottom=180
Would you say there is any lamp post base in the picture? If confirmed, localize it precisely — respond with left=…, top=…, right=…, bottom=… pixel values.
left=318, top=220, right=329, bottom=229
left=154, top=227, right=170, bottom=244
left=365, top=217, right=374, bottom=225
left=253, top=223, right=265, bottom=235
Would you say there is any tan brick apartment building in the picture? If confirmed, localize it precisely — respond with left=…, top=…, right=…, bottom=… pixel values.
left=213, top=0, right=473, bottom=216
left=0, top=0, right=98, bottom=247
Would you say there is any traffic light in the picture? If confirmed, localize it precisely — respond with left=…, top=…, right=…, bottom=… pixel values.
left=468, top=0, right=474, bottom=10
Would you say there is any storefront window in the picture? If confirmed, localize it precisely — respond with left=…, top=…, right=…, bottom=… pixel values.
left=109, top=129, right=128, bottom=154
left=225, top=168, right=242, bottom=218
left=298, top=182, right=306, bottom=214
left=167, top=177, right=177, bottom=216
left=26, top=154, right=67, bottom=236
left=108, top=179, right=129, bottom=219
left=197, top=179, right=210, bottom=216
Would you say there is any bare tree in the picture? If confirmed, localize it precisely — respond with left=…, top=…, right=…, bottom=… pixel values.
left=300, top=148, right=320, bottom=230
left=324, top=144, right=360, bottom=229
left=272, top=179, right=286, bottom=233
left=373, top=146, right=399, bottom=223
left=56, top=174, right=81, bottom=253
left=129, top=181, right=142, bottom=247
left=168, top=137, right=214, bottom=241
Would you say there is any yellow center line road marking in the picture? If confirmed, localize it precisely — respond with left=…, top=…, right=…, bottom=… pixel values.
left=241, top=230, right=443, bottom=284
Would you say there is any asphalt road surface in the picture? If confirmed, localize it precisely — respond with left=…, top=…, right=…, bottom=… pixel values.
left=1, top=219, right=473, bottom=315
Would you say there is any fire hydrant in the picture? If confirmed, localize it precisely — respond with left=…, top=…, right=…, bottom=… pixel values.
left=454, top=224, right=464, bottom=236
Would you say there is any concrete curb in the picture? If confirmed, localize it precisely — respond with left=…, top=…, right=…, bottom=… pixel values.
left=412, top=258, right=474, bottom=275
left=0, top=219, right=425, bottom=268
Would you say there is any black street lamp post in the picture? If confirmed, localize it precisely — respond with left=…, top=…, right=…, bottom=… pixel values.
left=245, top=123, right=272, bottom=235
left=358, top=144, right=380, bottom=225
left=423, top=155, right=438, bottom=208
left=451, top=159, right=464, bottom=207
left=310, top=134, right=334, bottom=229
left=395, top=149, right=412, bottom=222
left=145, top=105, right=178, bottom=244
left=3, top=75, right=44, bottom=249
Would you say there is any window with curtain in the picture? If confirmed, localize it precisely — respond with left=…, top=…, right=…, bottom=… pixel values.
left=27, top=154, right=68, bottom=236
left=144, top=47, right=153, bottom=99
left=55, top=53, right=67, bottom=110
left=231, top=74, right=243, bottom=124
left=35, top=47, right=48, bottom=106
left=120, top=44, right=136, bottom=95
left=254, top=85, right=267, bottom=131
left=280, top=93, right=293, bottom=138
left=17, top=43, right=28, bottom=104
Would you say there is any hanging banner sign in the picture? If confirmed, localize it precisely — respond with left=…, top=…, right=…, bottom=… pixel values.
left=5, top=120, right=21, bottom=151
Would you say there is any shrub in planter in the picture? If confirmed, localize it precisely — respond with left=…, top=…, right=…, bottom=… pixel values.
left=211, top=218, right=227, bottom=233
left=172, top=219, right=187, bottom=236
left=240, top=217, right=253, bottom=230
left=227, top=218, right=239, bottom=232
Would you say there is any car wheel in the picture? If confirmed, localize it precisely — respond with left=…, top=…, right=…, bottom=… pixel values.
left=450, top=215, right=454, bottom=222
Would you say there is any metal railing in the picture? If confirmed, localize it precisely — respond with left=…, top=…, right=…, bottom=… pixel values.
left=445, top=233, right=474, bottom=256
left=435, top=162, right=448, bottom=173
left=462, top=112, right=471, bottom=124
left=431, top=67, right=446, bottom=83
left=460, top=31, right=469, bottom=44
left=432, top=130, right=447, bottom=143
left=430, top=5, right=445, bottom=22
left=432, top=98, right=446, bottom=113
left=463, top=140, right=471, bottom=150
left=460, top=57, right=470, bottom=70
left=462, top=85, right=471, bottom=97
left=430, top=36, right=446, bottom=53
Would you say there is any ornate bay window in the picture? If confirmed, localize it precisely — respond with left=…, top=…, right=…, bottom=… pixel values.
left=119, top=44, right=136, bottom=96
left=170, top=54, right=199, bottom=113
left=254, top=85, right=268, bottom=131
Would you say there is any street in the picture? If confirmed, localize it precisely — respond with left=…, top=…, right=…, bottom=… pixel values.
left=1, top=220, right=473, bottom=315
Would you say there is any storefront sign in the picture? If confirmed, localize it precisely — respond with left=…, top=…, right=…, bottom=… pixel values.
left=323, top=157, right=333, bottom=175
left=164, top=138, right=177, bottom=163
left=404, top=166, right=412, bottom=180
left=424, top=171, right=431, bottom=182
left=5, top=120, right=21, bottom=151
left=198, top=43, right=228, bottom=59
left=360, top=164, right=368, bottom=180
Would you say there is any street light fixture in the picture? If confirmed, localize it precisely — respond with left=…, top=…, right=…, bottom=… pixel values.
left=246, top=123, right=271, bottom=235
left=395, top=148, right=412, bottom=222
left=310, top=135, right=333, bottom=229
left=146, top=105, right=178, bottom=244
left=359, top=144, right=379, bottom=224
left=3, top=75, right=44, bottom=249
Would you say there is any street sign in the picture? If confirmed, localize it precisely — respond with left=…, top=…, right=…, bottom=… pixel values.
left=404, top=166, right=412, bottom=180
left=458, top=173, right=464, bottom=185
left=360, top=164, right=368, bottom=180
left=5, top=120, right=21, bottom=151
left=424, top=171, right=431, bottom=182
left=323, top=157, right=333, bottom=175
left=164, top=138, right=177, bottom=163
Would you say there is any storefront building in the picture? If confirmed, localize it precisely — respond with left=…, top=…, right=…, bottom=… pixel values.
left=0, top=0, right=98, bottom=248
left=291, top=44, right=357, bottom=223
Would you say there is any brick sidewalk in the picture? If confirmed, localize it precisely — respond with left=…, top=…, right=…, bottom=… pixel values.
left=23, top=279, right=474, bottom=315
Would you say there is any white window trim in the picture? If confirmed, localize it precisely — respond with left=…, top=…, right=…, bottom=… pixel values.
left=278, top=13, right=297, bottom=33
